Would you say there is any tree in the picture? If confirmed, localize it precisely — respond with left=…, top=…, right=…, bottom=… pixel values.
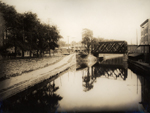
left=0, top=1, right=20, bottom=57
left=91, top=37, right=104, bottom=52
left=0, top=12, right=5, bottom=47
left=82, top=28, right=93, bottom=53
left=58, top=40, right=66, bottom=47
left=23, top=12, right=39, bottom=57
left=71, top=41, right=77, bottom=46
left=35, top=23, right=61, bottom=57
left=0, top=1, right=62, bottom=58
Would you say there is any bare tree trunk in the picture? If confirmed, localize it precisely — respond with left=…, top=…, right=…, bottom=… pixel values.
left=30, top=50, right=32, bottom=57
left=30, top=35, right=32, bottom=57
left=49, top=49, right=51, bottom=56
left=22, top=50, right=24, bottom=58
left=2, top=29, right=4, bottom=46
left=37, top=50, right=39, bottom=57
left=6, top=29, right=7, bottom=39
left=14, top=34, right=17, bottom=58
left=40, top=50, right=44, bottom=57
left=15, top=45, right=17, bottom=58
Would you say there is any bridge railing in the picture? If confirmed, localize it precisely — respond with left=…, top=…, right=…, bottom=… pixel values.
left=92, top=41, right=128, bottom=57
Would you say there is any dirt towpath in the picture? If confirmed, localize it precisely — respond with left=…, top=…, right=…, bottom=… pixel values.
left=0, top=53, right=76, bottom=101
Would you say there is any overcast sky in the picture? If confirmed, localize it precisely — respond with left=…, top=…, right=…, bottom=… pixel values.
left=2, top=0, right=150, bottom=44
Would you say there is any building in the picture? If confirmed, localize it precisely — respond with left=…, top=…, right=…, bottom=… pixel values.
left=128, top=19, right=150, bottom=64
left=128, top=45, right=138, bottom=53
left=71, top=43, right=86, bottom=53
left=139, top=19, right=150, bottom=63
left=140, top=19, right=150, bottom=53
left=140, top=19, right=150, bottom=45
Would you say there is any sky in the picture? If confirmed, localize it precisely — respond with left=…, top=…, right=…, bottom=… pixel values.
left=2, top=0, right=150, bottom=44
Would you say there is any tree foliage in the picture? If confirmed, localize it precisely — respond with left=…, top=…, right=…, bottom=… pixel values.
left=82, top=28, right=93, bottom=53
left=0, top=1, right=62, bottom=58
left=57, top=40, right=66, bottom=47
left=81, top=28, right=118, bottom=54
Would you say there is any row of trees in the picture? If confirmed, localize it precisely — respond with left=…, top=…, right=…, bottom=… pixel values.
left=82, top=28, right=116, bottom=53
left=0, top=1, right=62, bottom=58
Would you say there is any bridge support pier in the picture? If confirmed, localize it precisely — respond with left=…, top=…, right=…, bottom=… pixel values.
left=123, top=53, right=128, bottom=62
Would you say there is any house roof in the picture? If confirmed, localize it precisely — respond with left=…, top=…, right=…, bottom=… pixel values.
left=140, top=19, right=149, bottom=27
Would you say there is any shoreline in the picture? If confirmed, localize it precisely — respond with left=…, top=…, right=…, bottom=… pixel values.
left=0, top=54, right=76, bottom=101
left=128, top=59, right=150, bottom=76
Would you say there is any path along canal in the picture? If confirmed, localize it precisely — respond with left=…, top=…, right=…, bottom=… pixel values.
left=0, top=56, right=150, bottom=113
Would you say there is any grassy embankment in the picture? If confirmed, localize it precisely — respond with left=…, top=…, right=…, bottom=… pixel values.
left=0, top=54, right=65, bottom=81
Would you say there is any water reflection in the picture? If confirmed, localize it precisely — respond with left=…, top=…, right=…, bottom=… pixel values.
left=129, top=65, right=150, bottom=113
left=56, top=66, right=142, bottom=112
left=82, top=67, right=94, bottom=92
left=93, top=64, right=128, bottom=81
left=55, top=58, right=144, bottom=112
left=140, top=76, right=150, bottom=112
left=1, top=79, right=62, bottom=113
left=81, top=57, right=128, bottom=92
left=1, top=57, right=150, bottom=112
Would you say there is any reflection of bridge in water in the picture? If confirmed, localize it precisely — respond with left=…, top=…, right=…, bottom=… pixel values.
left=94, top=65, right=127, bottom=80
left=98, top=57, right=128, bottom=69
left=82, top=57, right=128, bottom=92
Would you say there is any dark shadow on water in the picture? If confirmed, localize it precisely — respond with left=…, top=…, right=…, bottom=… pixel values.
left=128, top=62, right=150, bottom=113
left=139, top=76, right=150, bottom=113
left=0, top=79, right=62, bottom=113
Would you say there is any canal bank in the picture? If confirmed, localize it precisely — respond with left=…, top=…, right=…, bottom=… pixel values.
left=128, top=53, right=150, bottom=76
left=0, top=53, right=76, bottom=101
left=128, top=59, right=150, bottom=75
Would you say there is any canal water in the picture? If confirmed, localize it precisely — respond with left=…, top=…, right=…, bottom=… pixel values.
left=0, top=57, right=150, bottom=113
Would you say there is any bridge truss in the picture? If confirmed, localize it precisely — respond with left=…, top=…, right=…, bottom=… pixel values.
left=92, top=41, right=128, bottom=56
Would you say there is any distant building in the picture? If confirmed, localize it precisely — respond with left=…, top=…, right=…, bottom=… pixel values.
left=128, top=45, right=138, bottom=53
left=140, top=19, right=150, bottom=53
left=129, top=19, right=150, bottom=64
left=140, top=19, right=150, bottom=45
left=71, top=43, right=86, bottom=52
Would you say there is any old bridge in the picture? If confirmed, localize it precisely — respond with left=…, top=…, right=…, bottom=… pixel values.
left=91, top=41, right=128, bottom=61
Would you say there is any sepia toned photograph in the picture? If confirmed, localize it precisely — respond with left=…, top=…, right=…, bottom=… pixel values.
left=0, top=0, right=150, bottom=112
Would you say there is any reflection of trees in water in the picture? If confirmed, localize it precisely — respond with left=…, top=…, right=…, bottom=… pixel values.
left=82, top=65, right=127, bottom=92
left=1, top=81, right=62, bottom=113
left=82, top=67, right=94, bottom=92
